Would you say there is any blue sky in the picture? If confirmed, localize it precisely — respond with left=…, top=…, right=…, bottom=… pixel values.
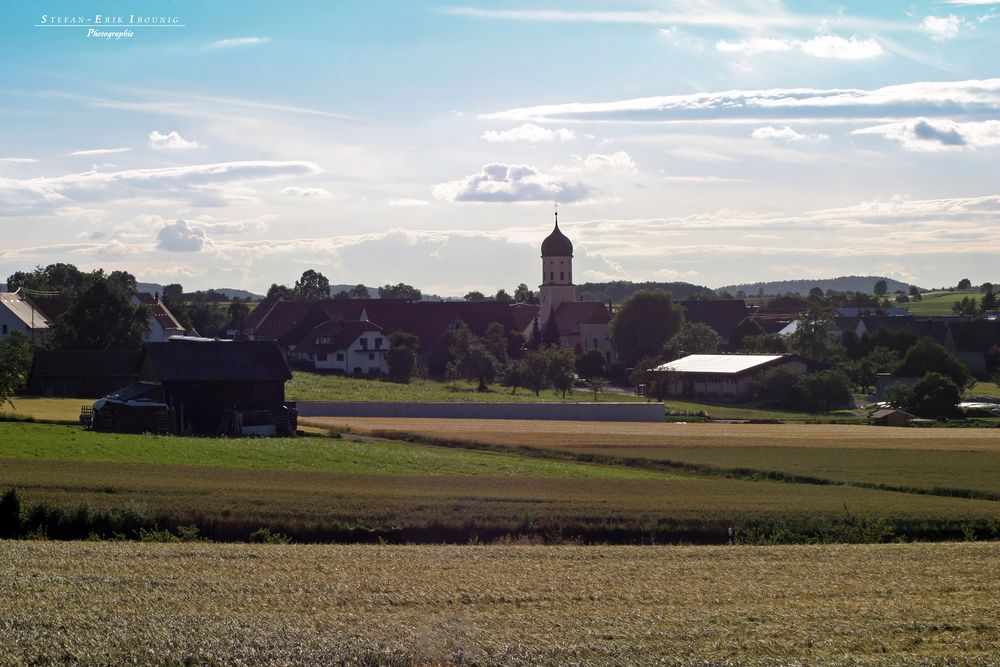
left=2, top=0, right=999, bottom=294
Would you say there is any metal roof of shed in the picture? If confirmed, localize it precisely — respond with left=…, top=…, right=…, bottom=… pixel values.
left=653, top=354, right=786, bottom=374
left=0, top=291, right=50, bottom=329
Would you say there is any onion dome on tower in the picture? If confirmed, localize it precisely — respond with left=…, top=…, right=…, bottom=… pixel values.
left=541, top=215, right=573, bottom=257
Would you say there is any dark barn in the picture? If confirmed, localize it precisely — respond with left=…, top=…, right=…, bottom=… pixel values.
left=139, top=339, right=295, bottom=436
left=28, top=349, right=141, bottom=398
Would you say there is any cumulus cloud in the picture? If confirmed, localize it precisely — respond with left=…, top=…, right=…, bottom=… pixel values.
left=148, top=130, right=202, bottom=150
left=69, top=148, right=131, bottom=156
left=716, top=35, right=883, bottom=59
left=389, top=198, right=431, bottom=207
left=281, top=186, right=332, bottom=199
left=561, top=151, right=637, bottom=172
left=481, top=123, right=576, bottom=143
left=482, top=78, right=1000, bottom=124
left=157, top=220, right=208, bottom=252
left=209, top=36, right=271, bottom=48
left=920, top=15, right=964, bottom=41
left=751, top=126, right=829, bottom=142
left=433, top=163, right=596, bottom=203
left=853, top=118, right=1000, bottom=150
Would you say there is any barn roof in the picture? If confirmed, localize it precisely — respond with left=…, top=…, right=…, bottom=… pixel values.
left=143, top=339, right=291, bottom=382
left=30, top=349, right=142, bottom=378
left=870, top=408, right=914, bottom=419
left=653, top=354, right=788, bottom=374
left=678, top=300, right=749, bottom=342
left=0, top=291, right=51, bottom=330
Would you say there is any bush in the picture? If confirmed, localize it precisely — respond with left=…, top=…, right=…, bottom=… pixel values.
left=910, top=372, right=962, bottom=419
left=250, top=527, right=292, bottom=544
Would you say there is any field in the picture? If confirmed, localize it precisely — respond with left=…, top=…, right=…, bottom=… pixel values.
left=286, top=372, right=642, bottom=404
left=5, top=421, right=1000, bottom=543
left=2, top=540, right=999, bottom=665
left=904, top=290, right=980, bottom=315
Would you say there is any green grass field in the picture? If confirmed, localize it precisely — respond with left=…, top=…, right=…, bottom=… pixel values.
left=286, top=371, right=642, bottom=404
left=904, top=290, right=980, bottom=315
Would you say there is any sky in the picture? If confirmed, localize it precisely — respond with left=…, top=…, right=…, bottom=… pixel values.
left=1, top=0, right=999, bottom=296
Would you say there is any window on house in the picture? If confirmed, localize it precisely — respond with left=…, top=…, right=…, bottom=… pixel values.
left=560, top=271, right=564, bottom=280
left=550, top=272, right=554, bottom=281
left=317, top=353, right=327, bottom=361
left=1, top=324, right=6, bottom=335
left=360, top=338, right=368, bottom=350
left=336, top=353, right=344, bottom=361
left=369, top=352, right=375, bottom=361
left=374, top=337, right=383, bottom=350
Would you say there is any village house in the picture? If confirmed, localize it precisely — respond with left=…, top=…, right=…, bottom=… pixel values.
left=0, top=290, right=53, bottom=344
left=292, top=320, right=390, bottom=375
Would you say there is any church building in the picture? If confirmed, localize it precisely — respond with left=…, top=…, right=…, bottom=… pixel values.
left=535, top=213, right=614, bottom=362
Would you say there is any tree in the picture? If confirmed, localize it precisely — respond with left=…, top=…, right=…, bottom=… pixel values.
left=909, top=285, right=922, bottom=302
left=547, top=346, right=576, bottom=398
left=294, top=269, right=331, bottom=300
left=586, top=377, right=608, bottom=401
left=897, top=337, right=972, bottom=390
left=952, top=296, right=979, bottom=317
left=957, top=278, right=972, bottom=290
left=387, top=330, right=420, bottom=382
left=52, top=278, right=150, bottom=349
left=788, top=305, right=843, bottom=364
left=662, top=321, right=720, bottom=359
left=348, top=284, right=370, bottom=299
left=576, top=348, right=607, bottom=380
left=513, top=283, right=536, bottom=304
left=542, top=312, right=561, bottom=347
left=982, top=284, right=998, bottom=312
left=909, top=372, right=962, bottom=419
left=873, top=279, right=888, bottom=296
left=266, top=283, right=294, bottom=300
left=482, top=322, right=511, bottom=370
left=608, top=290, right=683, bottom=368
left=494, top=288, right=512, bottom=304
left=848, top=346, right=901, bottom=394
left=379, top=283, right=422, bottom=300
left=464, top=291, right=487, bottom=301
left=797, top=370, right=853, bottom=412
left=752, top=365, right=806, bottom=406
left=227, top=299, right=250, bottom=339
left=521, top=348, right=552, bottom=396
left=0, top=332, right=33, bottom=408
left=527, top=317, right=541, bottom=350
left=446, top=323, right=499, bottom=391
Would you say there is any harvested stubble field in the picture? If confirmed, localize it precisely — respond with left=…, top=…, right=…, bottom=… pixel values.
left=312, top=418, right=1000, bottom=496
left=2, top=541, right=999, bottom=665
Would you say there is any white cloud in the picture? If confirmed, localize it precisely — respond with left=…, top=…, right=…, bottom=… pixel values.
left=209, top=36, right=271, bottom=49
left=563, top=151, right=637, bottom=172
left=481, top=123, right=576, bottom=143
left=716, top=35, right=883, bottom=60
left=69, top=148, right=131, bottom=156
left=148, top=130, right=202, bottom=150
left=157, top=220, right=208, bottom=252
left=0, top=157, right=39, bottom=165
left=281, top=186, right=332, bottom=199
left=389, top=198, right=431, bottom=207
left=853, top=118, right=1000, bottom=150
left=920, top=15, right=964, bottom=41
left=0, top=160, right=322, bottom=213
left=483, top=78, right=1000, bottom=124
left=433, top=163, right=596, bottom=203
left=751, top=126, right=829, bottom=142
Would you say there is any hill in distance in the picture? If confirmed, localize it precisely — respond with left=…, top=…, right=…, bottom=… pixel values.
left=137, top=283, right=264, bottom=301
left=717, top=276, right=917, bottom=297
left=577, top=281, right=715, bottom=303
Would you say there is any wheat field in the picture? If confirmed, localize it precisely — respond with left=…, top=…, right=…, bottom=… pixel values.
left=1, top=541, right=998, bottom=665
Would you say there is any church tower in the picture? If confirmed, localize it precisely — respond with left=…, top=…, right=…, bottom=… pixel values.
left=538, top=210, right=576, bottom=328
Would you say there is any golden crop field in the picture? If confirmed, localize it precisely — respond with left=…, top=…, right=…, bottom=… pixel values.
left=2, top=541, right=999, bottom=665
left=305, top=418, right=1000, bottom=452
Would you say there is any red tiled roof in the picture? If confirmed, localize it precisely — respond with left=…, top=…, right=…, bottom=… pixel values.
left=554, top=301, right=611, bottom=335
left=252, top=300, right=327, bottom=344
left=135, top=293, right=183, bottom=330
